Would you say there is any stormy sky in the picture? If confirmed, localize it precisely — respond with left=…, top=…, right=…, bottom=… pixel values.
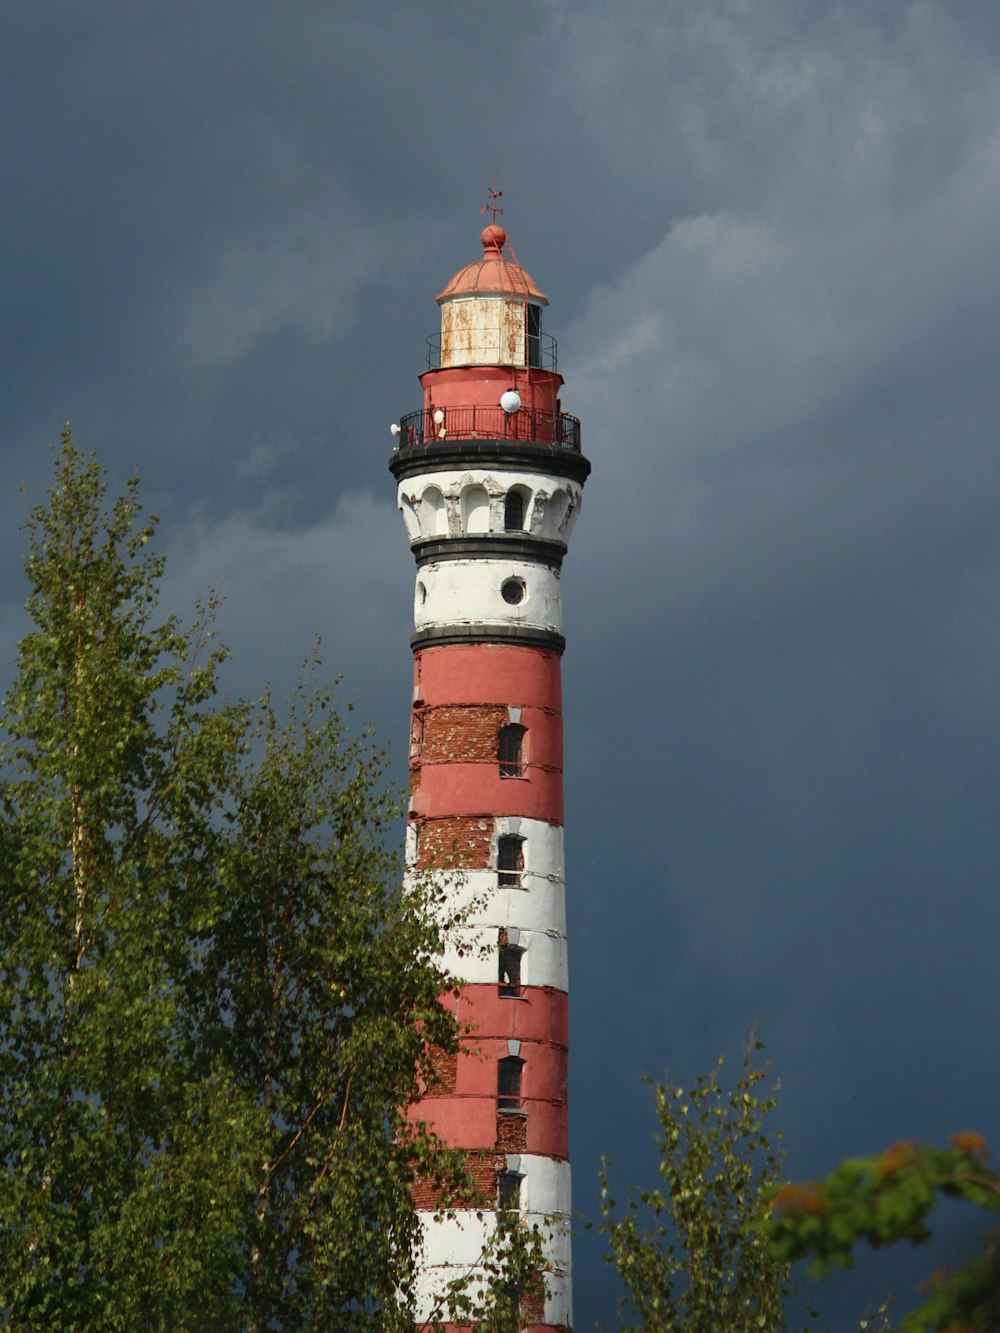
left=3, top=1, right=1000, bottom=1323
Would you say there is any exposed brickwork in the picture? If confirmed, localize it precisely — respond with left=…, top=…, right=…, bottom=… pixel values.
left=420, top=704, right=508, bottom=763
left=496, top=1113, right=528, bottom=1153
left=423, top=1043, right=458, bottom=1096
left=417, top=815, right=493, bottom=869
left=410, top=1176, right=439, bottom=1211
left=412, top=1148, right=505, bottom=1211
left=521, top=1276, right=546, bottom=1322
left=465, top=1151, right=505, bottom=1201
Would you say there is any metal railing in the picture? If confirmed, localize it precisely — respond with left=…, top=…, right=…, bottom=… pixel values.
left=425, top=331, right=558, bottom=371
left=397, top=406, right=581, bottom=451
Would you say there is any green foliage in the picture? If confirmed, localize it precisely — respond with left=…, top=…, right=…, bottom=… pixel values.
left=769, top=1134, right=1000, bottom=1332
left=598, top=1034, right=806, bottom=1332
left=0, top=429, right=533, bottom=1328
left=598, top=1036, right=897, bottom=1333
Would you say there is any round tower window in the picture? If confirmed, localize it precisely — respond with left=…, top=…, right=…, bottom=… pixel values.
left=501, top=578, right=526, bottom=605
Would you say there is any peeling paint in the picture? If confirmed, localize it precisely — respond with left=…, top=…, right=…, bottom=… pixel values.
left=440, top=296, right=531, bottom=369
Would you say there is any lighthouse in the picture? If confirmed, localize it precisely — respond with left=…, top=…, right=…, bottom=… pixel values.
left=391, top=200, right=590, bottom=1330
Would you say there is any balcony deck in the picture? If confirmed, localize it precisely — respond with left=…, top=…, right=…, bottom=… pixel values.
left=398, top=406, right=581, bottom=451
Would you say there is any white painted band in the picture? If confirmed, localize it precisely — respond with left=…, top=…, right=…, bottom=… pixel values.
left=414, top=558, right=563, bottom=635
left=414, top=1263, right=571, bottom=1328
left=414, top=1157, right=572, bottom=1324
left=439, top=871, right=566, bottom=935
left=405, top=818, right=564, bottom=891
left=439, top=923, right=567, bottom=991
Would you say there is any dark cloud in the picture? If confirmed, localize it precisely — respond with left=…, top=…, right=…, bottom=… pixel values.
left=3, top=1, right=999, bottom=1322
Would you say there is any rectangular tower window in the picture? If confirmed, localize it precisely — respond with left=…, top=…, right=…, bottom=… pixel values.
left=498, top=724, right=525, bottom=778
left=497, top=835, right=524, bottom=887
left=409, top=707, right=424, bottom=759
left=497, top=1171, right=522, bottom=1210
left=497, top=1056, right=523, bottom=1113
left=499, top=944, right=523, bottom=997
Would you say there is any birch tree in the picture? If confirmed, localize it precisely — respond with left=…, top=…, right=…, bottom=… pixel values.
left=0, top=430, right=529, bottom=1329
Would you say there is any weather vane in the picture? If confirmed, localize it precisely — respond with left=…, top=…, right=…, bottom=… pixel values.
left=481, top=169, right=504, bottom=225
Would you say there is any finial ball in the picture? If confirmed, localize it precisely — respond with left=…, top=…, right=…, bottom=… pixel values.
left=481, top=223, right=507, bottom=253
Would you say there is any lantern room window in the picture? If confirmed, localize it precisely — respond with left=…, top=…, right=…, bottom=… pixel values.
left=527, top=304, right=542, bottom=368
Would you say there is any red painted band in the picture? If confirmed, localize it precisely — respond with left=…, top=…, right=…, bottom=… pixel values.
left=414, top=643, right=563, bottom=709
left=412, top=1096, right=567, bottom=1159
left=411, top=763, right=563, bottom=822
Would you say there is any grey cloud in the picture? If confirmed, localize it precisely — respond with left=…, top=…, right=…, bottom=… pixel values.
left=161, top=490, right=410, bottom=707
left=172, top=212, right=388, bottom=365
left=554, top=8, right=1000, bottom=1315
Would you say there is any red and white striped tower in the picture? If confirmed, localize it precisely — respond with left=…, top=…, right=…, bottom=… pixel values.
left=390, top=204, right=590, bottom=1332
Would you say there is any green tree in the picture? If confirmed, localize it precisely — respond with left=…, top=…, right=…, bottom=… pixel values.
left=0, top=429, right=538, bottom=1329
left=769, top=1134, right=1000, bottom=1332
left=598, top=1036, right=894, bottom=1333
left=598, top=1035, right=807, bottom=1332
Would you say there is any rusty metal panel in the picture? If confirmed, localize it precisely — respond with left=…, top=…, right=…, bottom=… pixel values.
left=501, top=300, right=525, bottom=365
left=441, top=297, right=526, bottom=368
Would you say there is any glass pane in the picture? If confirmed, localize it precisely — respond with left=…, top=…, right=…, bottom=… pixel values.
left=499, top=725, right=524, bottom=778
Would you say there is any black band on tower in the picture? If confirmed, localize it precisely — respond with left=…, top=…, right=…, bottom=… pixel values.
left=389, top=438, right=592, bottom=485
left=412, top=535, right=567, bottom=567
left=410, top=623, right=566, bottom=654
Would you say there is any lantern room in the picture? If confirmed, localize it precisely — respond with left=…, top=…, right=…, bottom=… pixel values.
left=394, top=223, right=579, bottom=451
left=434, top=223, right=549, bottom=370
